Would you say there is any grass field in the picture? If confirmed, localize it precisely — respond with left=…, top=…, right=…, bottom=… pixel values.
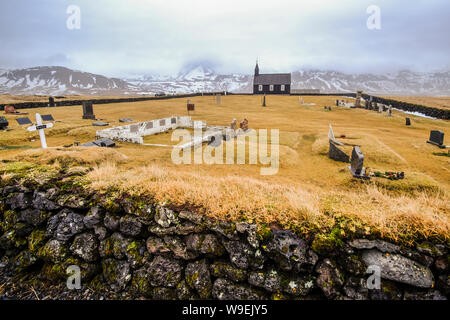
left=1, top=95, right=449, bottom=243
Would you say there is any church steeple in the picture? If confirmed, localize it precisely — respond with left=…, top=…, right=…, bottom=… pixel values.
left=254, top=60, right=259, bottom=76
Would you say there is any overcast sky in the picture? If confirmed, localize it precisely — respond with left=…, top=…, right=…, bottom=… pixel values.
left=0, top=0, right=449, bottom=77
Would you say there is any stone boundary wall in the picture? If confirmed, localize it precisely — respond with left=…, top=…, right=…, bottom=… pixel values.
left=0, top=177, right=448, bottom=300
left=0, top=92, right=227, bottom=111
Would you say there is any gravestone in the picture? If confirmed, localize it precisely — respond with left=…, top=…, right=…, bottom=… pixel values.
left=0, top=116, right=8, bottom=129
left=119, top=118, right=133, bottom=123
left=92, top=121, right=108, bottom=127
left=93, top=138, right=115, bottom=148
left=387, top=106, right=392, bottom=117
left=378, top=104, right=383, bottom=113
left=365, top=100, right=369, bottom=109
left=329, top=142, right=349, bottom=163
left=328, top=124, right=344, bottom=146
left=41, top=114, right=54, bottom=121
left=240, top=118, right=249, bottom=131
left=82, top=101, right=96, bottom=120
left=262, top=95, right=266, bottom=107
left=355, top=91, right=362, bottom=107
left=187, top=103, right=195, bottom=112
left=48, top=97, right=55, bottom=107
left=16, top=117, right=32, bottom=125
left=405, top=118, right=411, bottom=126
left=427, top=130, right=445, bottom=148
left=348, top=146, right=369, bottom=179
left=230, top=118, right=237, bottom=130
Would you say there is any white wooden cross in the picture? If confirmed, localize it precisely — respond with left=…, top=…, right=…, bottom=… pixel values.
left=27, top=113, right=53, bottom=149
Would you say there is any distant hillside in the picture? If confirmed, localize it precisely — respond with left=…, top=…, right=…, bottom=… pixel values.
left=1, top=65, right=450, bottom=96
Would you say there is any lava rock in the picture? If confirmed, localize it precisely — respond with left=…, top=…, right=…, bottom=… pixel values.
left=185, top=260, right=212, bottom=299
left=265, top=230, right=318, bottom=272
left=223, top=240, right=265, bottom=270
left=103, top=213, right=120, bottom=231
left=32, top=191, right=60, bottom=211
left=83, top=206, right=104, bottom=229
left=55, top=212, right=85, bottom=242
left=315, top=259, right=345, bottom=299
left=102, top=259, right=132, bottom=292
left=281, top=274, right=316, bottom=297
left=185, top=233, right=225, bottom=256
left=120, top=215, right=143, bottom=237
left=212, top=278, right=266, bottom=300
left=154, top=206, right=179, bottom=228
left=248, top=269, right=281, bottom=292
left=361, top=249, right=434, bottom=288
left=348, top=239, right=400, bottom=253
left=210, top=262, right=248, bottom=282
left=178, top=210, right=203, bottom=224
left=38, top=239, right=68, bottom=263
left=147, top=256, right=183, bottom=288
left=70, top=232, right=99, bottom=262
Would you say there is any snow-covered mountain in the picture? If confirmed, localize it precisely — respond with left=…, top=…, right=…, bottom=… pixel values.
left=0, top=66, right=141, bottom=95
left=1, top=65, right=450, bottom=96
left=124, top=65, right=252, bottom=94
left=291, top=70, right=450, bottom=95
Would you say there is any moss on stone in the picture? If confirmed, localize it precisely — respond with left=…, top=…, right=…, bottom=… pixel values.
left=311, top=228, right=344, bottom=255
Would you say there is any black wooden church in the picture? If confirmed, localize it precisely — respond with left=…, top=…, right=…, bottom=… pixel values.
left=253, top=62, right=291, bottom=95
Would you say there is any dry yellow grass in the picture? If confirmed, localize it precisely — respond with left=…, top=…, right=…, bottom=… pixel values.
left=1, top=94, right=449, bottom=242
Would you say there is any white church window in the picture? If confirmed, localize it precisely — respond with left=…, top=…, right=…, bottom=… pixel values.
left=269, top=85, right=274, bottom=91
left=281, top=85, right=285, bottom=91
left=259, top=85, right=263, bottom=91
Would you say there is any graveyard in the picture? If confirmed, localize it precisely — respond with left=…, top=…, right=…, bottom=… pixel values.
left=1, top=94, right=449, bottom=244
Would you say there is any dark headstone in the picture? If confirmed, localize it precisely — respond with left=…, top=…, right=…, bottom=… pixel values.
left=0, top=116, right=8, bottom=129
left=16, top=117, right=32, bottom=125
left=405, top=118, right=411, bottom=126
left=328, top=142, right=349, bottom=163
left=427, top=130, right=445, bottom=147
left=41, top=114, right=54, bottom=121
left=48, top=97, right=55, bottom=107
left=262, top=95, right=266, bottom=107
left=93, top=138, right=116, bottom=148
left=82, top=102, right=96, bottom=120
left=187, top=104, right=195, bottom=111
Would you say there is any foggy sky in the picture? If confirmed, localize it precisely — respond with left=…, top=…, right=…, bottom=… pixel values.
left=0, top=0, right=449, bottom=77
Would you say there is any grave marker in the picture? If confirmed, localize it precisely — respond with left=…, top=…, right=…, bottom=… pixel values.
left=387, top=105, right=392, bottom=117
left=82, top=101, right=96, bottom=120
left=16, top=117, right=32, bottom=125
left=355, top=91, right=362, bottom=107
left=329, top=142, right=349, bottom=163
left=26, top=113, right=54, bottom=149
left=262, top=95, right=266, bottom=107
left=48, top=97, right=55, bottom=107
left=405, top=118, right=411, bottom=126
left=41, top=114, right=55, bottom=122
left=230, top=118, right=237, bottom=130
left=328, top=124, right=344, bottom=146
left=0, top=116, right=8, bottom=130
left=427, top=130, right=445, bottom=148
left=348, top=146, right=369, bottom=179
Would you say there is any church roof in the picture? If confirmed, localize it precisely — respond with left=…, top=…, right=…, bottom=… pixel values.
left=254, top=73, right=291, bottom=85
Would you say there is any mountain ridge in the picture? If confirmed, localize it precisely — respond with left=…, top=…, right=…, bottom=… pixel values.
left=1, top=65, right=449, bottom=96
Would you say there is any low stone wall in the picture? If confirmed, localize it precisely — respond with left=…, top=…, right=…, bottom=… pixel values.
left=0, top=92, right=226, bottom=111
left=0, top=177, right=448, bottom=300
